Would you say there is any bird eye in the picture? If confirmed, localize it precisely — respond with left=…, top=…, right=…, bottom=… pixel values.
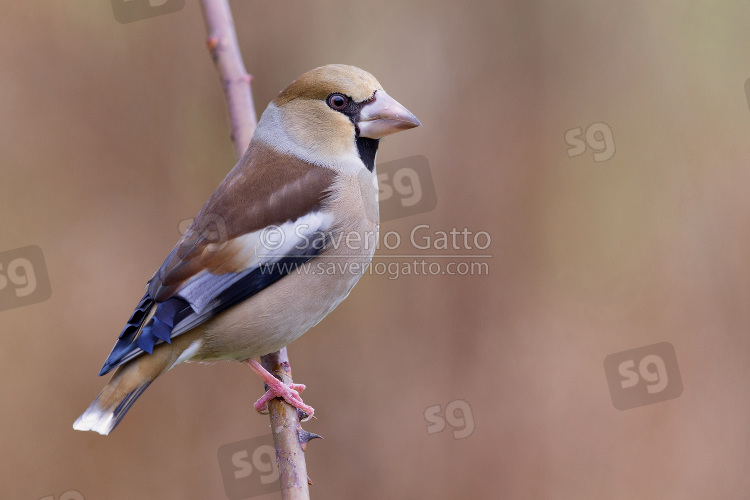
left=327, top=93, right=348, bottom=110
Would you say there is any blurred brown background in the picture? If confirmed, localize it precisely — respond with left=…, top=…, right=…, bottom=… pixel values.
left=2, top=1, right=750, bottom=498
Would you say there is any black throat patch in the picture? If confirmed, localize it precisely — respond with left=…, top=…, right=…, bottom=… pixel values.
left=355, top=136, right=379, bottom=172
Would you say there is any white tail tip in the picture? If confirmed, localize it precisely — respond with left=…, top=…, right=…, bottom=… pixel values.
left=73, top=407, right=115, bottom=435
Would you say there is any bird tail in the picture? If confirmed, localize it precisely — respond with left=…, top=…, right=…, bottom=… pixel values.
left=73, top=363, right=157, bottom=435
left=73, top=334, right=202, bottom=435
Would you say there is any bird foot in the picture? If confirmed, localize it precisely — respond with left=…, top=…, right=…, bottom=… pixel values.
left=245, top=359, right=315, bottom=421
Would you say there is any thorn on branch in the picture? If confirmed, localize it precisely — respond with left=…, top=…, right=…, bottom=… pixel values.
left=298, top=428, right=323, bottom=452
left=298, top=408, right=315, bottom=423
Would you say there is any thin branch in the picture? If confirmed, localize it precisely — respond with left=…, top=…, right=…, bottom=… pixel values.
left=198, top=2, right=315, bottom=499
left=199, top=0, right=257, bottom=157
left=261, top=350, right=321, bottom=499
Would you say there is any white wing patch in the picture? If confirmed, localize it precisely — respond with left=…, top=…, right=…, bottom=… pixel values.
left=176, top=211, right=334, bottom=316
left=236, top=211, right=334, bottom=268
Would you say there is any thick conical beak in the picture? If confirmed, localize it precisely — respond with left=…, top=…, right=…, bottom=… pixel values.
left=358, top=90, right=421, bottom=139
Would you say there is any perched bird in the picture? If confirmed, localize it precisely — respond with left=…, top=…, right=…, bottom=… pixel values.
left=73, top=64, right=421, bottom=435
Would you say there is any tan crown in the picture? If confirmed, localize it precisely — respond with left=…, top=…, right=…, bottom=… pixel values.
left=274, top=64, right=383, bottom=105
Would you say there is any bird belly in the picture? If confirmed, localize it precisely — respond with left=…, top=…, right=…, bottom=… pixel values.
left=191, top=222, right=377, bottom=362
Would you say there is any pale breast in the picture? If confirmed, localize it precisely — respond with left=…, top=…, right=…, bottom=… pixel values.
left=191, top=170, right=379, bottom=362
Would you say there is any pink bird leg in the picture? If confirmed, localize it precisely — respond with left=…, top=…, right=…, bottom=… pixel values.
left=245, top=359, right=314, bottom=420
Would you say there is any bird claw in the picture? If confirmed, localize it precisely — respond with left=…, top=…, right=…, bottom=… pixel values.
left=245, top=359, right=315, bottom=420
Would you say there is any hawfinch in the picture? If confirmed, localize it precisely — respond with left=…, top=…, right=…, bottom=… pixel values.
left=73, top=64, right=420, bottom=435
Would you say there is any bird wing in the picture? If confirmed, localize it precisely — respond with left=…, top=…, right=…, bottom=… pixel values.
left=99, top=142, right=337, bottom=375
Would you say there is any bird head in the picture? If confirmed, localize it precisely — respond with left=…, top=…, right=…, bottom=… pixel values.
left=255, top=64, right=421, bottom=172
